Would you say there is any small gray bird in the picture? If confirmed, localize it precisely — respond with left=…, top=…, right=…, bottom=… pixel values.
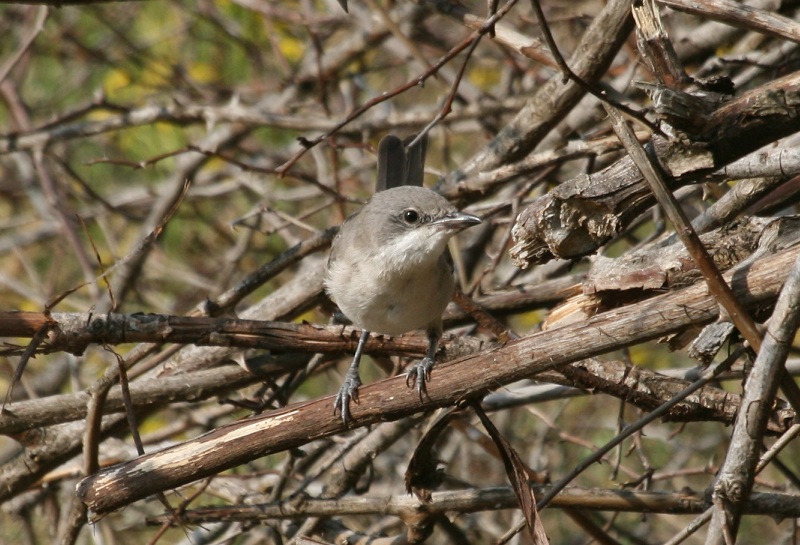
left=325, top=136, right=481, bottom=424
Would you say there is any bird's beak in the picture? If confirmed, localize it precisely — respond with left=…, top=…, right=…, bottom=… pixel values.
left=430, top=211, right=482, bottom=232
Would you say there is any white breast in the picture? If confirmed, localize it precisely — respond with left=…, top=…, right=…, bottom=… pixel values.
left=326, top=243, right=454, bottom=335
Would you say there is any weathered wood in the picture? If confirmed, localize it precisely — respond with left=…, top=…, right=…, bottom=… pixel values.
left=77, top=245, right=799, bottom=515
left=510, top=71, right=800, bottom=267
left=145, top=486, right=800, bottom=524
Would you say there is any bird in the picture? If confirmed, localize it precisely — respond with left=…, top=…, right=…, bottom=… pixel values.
left=324, top=134, right=482, bottom=424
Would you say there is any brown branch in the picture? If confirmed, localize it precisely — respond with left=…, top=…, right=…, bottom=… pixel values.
left=604, top=101, right=800, bottom=421
left=510, top=70, right=800, bottom=266
left=440, top=0, right=635, bottom=185
left=274, top=0, right=520, bottom=176
left=76, top=244, right=798, bottom=515
left=658, top=0, right=800, bottom=44
left=0, top=363, right=283, bottom=435
left=0, top=310, right=475, bottom=358
left=706, top=252, right=800, bottom=543
left=603, top=104, right=762, bottom=348
left=146, top=485, right=800, bottom=524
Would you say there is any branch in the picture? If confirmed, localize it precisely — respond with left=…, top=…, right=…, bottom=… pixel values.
left=145, top=485, right=800, bottom=523
left=511, top=70, right=800, bottom=266
left=706, top=251, right=800, bottom=543
left=76, top=244, right=799, bottom=515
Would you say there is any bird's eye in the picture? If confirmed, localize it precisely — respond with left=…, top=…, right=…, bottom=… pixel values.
left=402, top=209, right=419, bottom=223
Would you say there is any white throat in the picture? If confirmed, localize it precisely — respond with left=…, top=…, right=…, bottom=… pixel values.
left=376, top=227, right=450, bottom=275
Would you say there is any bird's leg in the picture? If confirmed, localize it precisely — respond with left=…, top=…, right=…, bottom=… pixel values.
left=334, top=329, right=370, bottom=426
left=406, top=324, right=441, bottom=396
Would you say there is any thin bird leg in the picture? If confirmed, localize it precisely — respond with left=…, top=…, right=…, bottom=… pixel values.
left=334, top=329, right=370, bottom=425
left=406, top=325, right=441, bottom=396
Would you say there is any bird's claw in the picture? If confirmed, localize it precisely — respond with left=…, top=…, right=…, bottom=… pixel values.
left=406, top=357, right=434, bottom=397
left=333, top=373, right=361, bottom=427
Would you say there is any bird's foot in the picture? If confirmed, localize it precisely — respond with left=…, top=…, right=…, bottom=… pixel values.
left=333, top=371, right=361, bottom=427
left=406, top=357, right=434, bottom=397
